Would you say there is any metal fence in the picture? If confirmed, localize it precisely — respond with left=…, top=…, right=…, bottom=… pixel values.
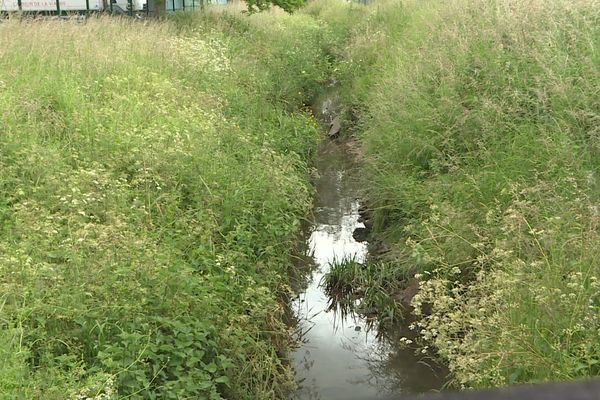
left=0, top=0, right=227, bottom=17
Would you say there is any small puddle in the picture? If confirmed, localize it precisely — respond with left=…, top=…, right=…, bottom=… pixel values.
left=289, top=93, right=446, bottom=400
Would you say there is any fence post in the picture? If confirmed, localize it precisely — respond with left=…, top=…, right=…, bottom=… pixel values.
left=55, top=0, right=61, bottom=14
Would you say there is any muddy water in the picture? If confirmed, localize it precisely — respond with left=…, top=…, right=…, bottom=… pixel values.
left=289, top=98, right=446, bottom=399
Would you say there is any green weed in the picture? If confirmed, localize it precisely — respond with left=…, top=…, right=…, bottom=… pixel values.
left=312, top=0, right=600, bottom=389
left=324, top=258, right=406, bottom=326
left=0, top=10, right=333, bottom=399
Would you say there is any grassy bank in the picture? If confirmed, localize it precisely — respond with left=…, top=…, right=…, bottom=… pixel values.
left=0, top=11, right=335, bottom=399
left=2, top=0, right=598, bottom=395
left=313, top=0, right=600, bottom=389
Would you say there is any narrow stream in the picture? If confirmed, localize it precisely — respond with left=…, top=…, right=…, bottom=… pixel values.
left=289, top=93, right=446, bottom=400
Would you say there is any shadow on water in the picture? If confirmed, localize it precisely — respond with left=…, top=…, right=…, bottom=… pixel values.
left=288, top=91, right=447, bottom=400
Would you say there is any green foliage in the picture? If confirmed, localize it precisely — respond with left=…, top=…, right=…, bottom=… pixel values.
left=0, top=328, right=32, bottom=398
left=0, top=11, right=334, bottom=399
left=6, top=0, right=597, bottom=394
left=323, top=258, right=403, bottom=325
left=99, top=317, right=232, bottom=399
left=310, top=0, right=600, bottom=389
left=245, top=0, right=305, bottom=14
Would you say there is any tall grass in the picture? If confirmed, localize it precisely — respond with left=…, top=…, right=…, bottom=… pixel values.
left=314, top=0, right=600, bottom=389
left=0, top=11, right=333, bottom=399
left=2, top=0, right=598, bottom=395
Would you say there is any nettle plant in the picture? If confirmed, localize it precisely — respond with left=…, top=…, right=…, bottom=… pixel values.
left=99, top=317, right=233, bottom=400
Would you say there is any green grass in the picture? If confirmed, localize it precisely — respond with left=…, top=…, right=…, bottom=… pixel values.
left=323, top=258, right=405, bottom=326
left=2, top=0, right=599, bottom=396
left=0, top=10, right=337, bottom=399
left=312, top=0, right=600, bottom=389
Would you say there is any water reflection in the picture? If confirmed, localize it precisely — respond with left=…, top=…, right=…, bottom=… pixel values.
left=290, top=140, right=445, bottom=400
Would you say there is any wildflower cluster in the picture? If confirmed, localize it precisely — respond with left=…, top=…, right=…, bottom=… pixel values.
left=75, top=377, right=116, bottom=400
left=170, top=32, right=231, bottom=73
left=335, top=0, right=600, bottom=389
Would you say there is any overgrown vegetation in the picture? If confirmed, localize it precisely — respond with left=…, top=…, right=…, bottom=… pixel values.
left=323, top=258, right=401, bottom=323
left=313, top=0, right=600, bottom=389
left=2, top=0, right=599, bottom=396
left=0, top=11, right=336, bottom=399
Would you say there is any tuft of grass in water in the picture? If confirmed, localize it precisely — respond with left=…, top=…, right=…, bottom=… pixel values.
left=323, top=258, right=363, bottom=315
left=0, top=10, right=339, bottom=399
left=311, top=0, right=600, bottom=390
left=323, top=258, right=407, bottom=326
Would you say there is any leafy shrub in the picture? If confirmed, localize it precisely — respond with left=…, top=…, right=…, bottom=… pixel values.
left=99, top=317, right=233, bottom=399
